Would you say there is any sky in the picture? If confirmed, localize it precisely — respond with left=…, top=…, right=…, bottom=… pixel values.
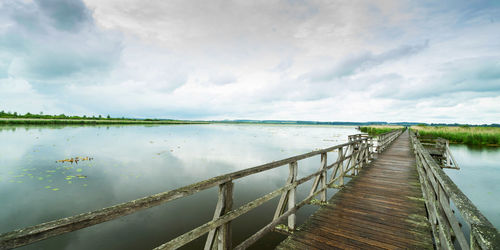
left=0, top=0, right=499, bottom=124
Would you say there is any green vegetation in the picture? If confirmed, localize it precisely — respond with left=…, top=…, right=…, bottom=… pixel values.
left=412, top=126, right=500, bottom=146
left=0, top=110, right=207, bottom=125
left=360, top=125, right=403, bottom=135
left=0, top=110, right=116, bottom=120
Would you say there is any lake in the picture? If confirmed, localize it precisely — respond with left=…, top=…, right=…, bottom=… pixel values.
left=446, top=144, right=500, bottom=230
left=0, top=124, right=498, bottom=249
left=0, top=124, right=358, bottom=249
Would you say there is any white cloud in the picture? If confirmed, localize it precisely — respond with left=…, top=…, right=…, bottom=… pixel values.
left=0, top=0, right=499, bottom=123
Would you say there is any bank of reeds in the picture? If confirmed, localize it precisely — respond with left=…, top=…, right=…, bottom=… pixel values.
left=360, top=125, right=403, bottom=135
left=412, top=125, right=500, bottom=146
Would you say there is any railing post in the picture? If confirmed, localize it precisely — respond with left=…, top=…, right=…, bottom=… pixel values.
left=320, top=153, right=327, bottom=202
left=353, top=142, right=359, bottom=176
left=338, top=147, right=344, bottom=186
left=204, top=181, right=233, bottom=250
left=365, top=138, right=370, bottom=163
left=288, top=161, right=298, bottom=230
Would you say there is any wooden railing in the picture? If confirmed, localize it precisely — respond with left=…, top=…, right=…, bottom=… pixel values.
left=376, top=129, right=403, bottom=153
left=418, top=134, right=460, bottom=169
left=0, top=130, right=402, bottom=250
left=410, top=131, right=500, bottom=250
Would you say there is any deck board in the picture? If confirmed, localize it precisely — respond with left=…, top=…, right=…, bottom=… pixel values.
left=276, top=131, right=434, bottom=249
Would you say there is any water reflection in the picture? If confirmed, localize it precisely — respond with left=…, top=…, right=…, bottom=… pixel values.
left=446, top=144, right=500, bottom=230
left=0, top=124, right=357, bottom=249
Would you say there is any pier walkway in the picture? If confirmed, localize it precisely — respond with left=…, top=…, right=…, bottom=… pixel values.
left=277, top=131, right=434, bottom=249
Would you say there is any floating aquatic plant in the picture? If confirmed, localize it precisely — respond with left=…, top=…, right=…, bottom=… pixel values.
left=56, top=156, right=93, bottom=164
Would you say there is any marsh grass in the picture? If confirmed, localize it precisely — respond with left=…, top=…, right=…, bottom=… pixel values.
left=360, top=125, right=403, bottom=135
left=412, top=125, right=500, bottom=146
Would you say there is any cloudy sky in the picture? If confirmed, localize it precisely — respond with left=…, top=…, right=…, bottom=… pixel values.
left=0, top=0, right=499, bottom=123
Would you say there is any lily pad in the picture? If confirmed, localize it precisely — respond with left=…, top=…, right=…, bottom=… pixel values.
left=52, top=188, right=59, bottom=191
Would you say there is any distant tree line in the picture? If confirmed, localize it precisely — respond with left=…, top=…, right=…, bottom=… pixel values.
left=0, top=111, right=119, bottom=120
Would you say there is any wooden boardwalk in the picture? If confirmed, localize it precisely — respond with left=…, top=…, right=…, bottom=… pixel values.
left=277, top=131, right=434, bottom=249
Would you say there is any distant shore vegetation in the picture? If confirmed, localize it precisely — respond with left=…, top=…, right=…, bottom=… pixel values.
left=0, top=111, right=206, bottom=125
left=359, top=125, right=403, bottom=135
left=411, top=125, right=500, bottom=146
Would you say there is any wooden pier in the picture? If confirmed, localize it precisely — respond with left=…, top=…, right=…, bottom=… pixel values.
left=277, top=130, right=434, bottom=249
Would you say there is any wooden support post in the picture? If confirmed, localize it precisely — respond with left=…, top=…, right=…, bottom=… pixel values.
left=273, top=162, right=296, bottom=221
left=338, top=148, right=345, bottom=186
left=288, top=162, right=298, bottom=230
left=444, top=140, right=451, bottom=167
left=365, top=139, right=370, bottom=164
left=204, top=181, right=233, bottom=250
left=328, top=148, right=344, bottom=187
left=352, top=144, right=359, bottom=176
left=320, top=153, right=327, bottom=202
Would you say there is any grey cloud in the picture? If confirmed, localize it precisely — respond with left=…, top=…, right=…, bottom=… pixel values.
left=0, top=0, right=122, bottom=82
left=35, top=0, right=92, bottom=32
left=300, top=41, right=429, bottom=82
left=375, top=58, right=500, bottom=100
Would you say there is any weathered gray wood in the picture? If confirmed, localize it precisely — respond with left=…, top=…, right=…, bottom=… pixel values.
left=415, top=153, right=441, bottom=248
left=234, top=180, right=331, bottom=250
left=204, top=181, right=233, bottom=250
left=218, top=182, right=233, bottom=250
left=320, top=153, right=327, bottom=202
left=273, top=163, right=295, bottom=221
left=439, top=184, right=469, bottom=249
left=338, top=147, right=345, bottom=186
left=153, top=167, right=323, bottom=249
left=287, top=162, right=298, bottom=230
left=410, top=131, right=500, bottom=249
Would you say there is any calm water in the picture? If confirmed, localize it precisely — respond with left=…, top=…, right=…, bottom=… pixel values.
left=0, top=124, right=358, bottom=249
left=446, top=144, right=500, bottom=230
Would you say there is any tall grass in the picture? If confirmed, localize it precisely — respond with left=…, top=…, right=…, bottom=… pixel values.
left=360, top=125, right=403, bottom=135
left=412, top=125, right=500, bottom=146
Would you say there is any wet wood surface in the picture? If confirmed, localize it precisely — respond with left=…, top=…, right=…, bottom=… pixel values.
left=277, top=131, right=434, bottom=249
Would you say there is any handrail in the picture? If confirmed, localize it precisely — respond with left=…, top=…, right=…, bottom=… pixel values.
left=375, top=129, right=404, bottom=153
left=0, top=130, right=403, bottom=250
left=409, top=131, right=500, bottom=249
left=415, top=132, right=460, bottom=169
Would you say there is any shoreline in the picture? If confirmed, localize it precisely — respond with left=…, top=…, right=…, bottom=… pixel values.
left=0, top=118, right=208, bottom=125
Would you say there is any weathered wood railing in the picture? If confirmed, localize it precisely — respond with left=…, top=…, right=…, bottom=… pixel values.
left=418, top=134, right=460, bottom=169
left=0, top=130, right=403, bottom=250
left=410, top=131, right=500, bottom=249
left=376, top=129, right=403, bottom=153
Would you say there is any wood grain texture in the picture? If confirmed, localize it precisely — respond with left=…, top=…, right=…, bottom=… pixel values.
left=277, top=130, right=434, bottom=249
